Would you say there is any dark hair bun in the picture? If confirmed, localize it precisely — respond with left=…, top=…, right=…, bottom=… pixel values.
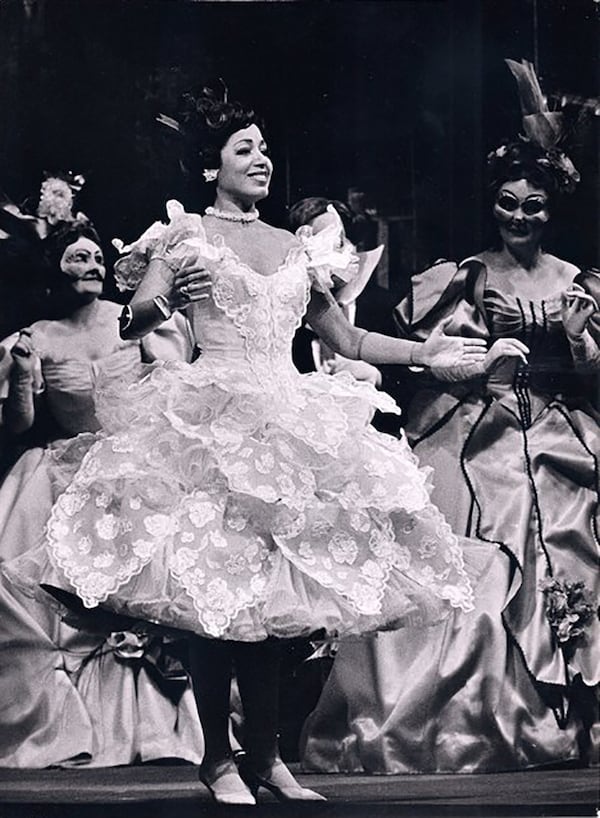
left=176, top=83, right=260, bottom=172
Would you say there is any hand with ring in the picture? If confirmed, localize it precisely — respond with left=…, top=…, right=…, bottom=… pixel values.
left=171, top=257, right=212, bottom=309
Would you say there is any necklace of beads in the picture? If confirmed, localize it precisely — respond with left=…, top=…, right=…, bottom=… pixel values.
left=205, top=206, right=259, bottom=224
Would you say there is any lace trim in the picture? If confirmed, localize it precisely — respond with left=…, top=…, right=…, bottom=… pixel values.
left=44, top=399, right=474, bottom=625
left=45, top=445, right=154, bottom=609
left=211, top=246, right=311, bottom=392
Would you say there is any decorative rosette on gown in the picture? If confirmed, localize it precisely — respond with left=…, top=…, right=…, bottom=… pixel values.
left=5, top=202, right=475, bottom=642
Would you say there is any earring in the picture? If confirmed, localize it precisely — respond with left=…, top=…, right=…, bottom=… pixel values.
left=203, top=169, right=218, bottom=183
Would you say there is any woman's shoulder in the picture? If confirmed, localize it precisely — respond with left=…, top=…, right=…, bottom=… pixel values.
left=31, top=300, right=122, bottom=332
left=543, top=253, right=580, bottom=282
left=411, top=255, right=488, bottom=289
left=465, top=249, right=494, bottom=270
left=21, top=318, right=53, bottom=340
left=253, top=222, right=300, bottom=265
left=97, top=299, right=125, bottom=317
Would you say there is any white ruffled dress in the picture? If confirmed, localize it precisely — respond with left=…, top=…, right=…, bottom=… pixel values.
left=6, top=203, right=475, bottom=641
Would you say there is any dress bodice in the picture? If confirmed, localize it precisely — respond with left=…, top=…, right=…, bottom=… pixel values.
left=39, top=342, right=141, bottom=436
left=395, top=257, right=591, bottom=400
left=187, top=241, right=311, bottom=387
left=484, top=283, right=569, bottom=359
left=480, top=273, right=584, bottom=396
left=111, top=201, right=355, bottom=390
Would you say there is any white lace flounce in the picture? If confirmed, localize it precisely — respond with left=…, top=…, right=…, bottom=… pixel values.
left=15, top=355, right=474, bottom=642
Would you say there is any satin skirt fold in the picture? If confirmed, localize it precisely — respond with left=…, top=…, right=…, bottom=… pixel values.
left=301, top=545, right=582, bottom=773
left=0, top=447, right=203, bottom=768
left=301, top=387, right=599, bottom=773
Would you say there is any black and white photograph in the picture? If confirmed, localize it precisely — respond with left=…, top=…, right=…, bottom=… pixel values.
left=0, top=1, right=598, bottom=816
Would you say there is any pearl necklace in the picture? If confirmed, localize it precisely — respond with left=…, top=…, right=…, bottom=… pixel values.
left=205, top=206, right=259, bottom=224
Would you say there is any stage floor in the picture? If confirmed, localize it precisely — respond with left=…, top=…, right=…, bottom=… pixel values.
left=0, top=764, right=596, bottom=818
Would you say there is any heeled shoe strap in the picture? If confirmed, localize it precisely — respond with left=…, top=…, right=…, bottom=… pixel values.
left=199, top=758, right=256, bottom=805
left=246, top=760, right=326, bottom=802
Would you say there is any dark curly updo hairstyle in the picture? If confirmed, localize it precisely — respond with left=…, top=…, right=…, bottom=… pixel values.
left=173, top=82, right=263, bottom=179
left=487, top=140, right=553, bottom=195
left=486, top=137, right=580, bottom=200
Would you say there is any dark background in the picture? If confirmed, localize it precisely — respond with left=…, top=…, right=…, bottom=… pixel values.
left=0, top=0, right=598, bottom=326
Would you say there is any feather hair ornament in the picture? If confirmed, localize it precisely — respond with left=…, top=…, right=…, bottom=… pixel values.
left=505, top=58, right=563, bottom=149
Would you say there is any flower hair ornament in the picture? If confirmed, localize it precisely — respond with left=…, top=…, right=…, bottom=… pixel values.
left=0, top=171, right=93, bottom=338
left=0, top=171, right=90, bottom=245
left=487, top=59, right=580, bottom=195
left=155, top=80, right=234, bottom=141
left=37, top=172, right=86, bottom=226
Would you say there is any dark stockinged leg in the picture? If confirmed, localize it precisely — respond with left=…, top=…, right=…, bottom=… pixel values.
left=188, top=635, right=234, bottom=763
left=234, top=637, right=282, bottom=768
left=189, top=636, right=256, bottom=805
left=235, top=638, right=326, bottom=801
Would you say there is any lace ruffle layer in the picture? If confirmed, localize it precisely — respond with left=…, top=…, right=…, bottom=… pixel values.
left=31, top=358, right=476, bottom=641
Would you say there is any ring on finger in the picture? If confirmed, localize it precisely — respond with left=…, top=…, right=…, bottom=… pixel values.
left=180, top=284, right=191, bottom=300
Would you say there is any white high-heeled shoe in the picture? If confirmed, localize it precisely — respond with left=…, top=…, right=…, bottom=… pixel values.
left=241, top=758, right=326, bottom=802
left=198, top=757, right=257, bottom=806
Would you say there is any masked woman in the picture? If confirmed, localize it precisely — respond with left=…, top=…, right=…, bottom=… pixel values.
left=301, top=62, right=599, bottom=773
left=0, top=175, right=203, bottom=767
left=3, top=87, right=500, bottom=803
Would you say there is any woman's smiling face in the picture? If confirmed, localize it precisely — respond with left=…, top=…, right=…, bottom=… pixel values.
left=59, top=236, right=106, bottom=299
left=493, top=178, right=550, bottom=251
left=216, top=124, right=273, bottom=205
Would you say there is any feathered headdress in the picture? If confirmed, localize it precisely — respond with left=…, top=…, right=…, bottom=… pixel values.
left=505, top=59, right=562, bottom=149
left=487, top=59, right=580, bottom=194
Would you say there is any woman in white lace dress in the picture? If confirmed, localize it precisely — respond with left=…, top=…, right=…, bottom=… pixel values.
left=4, top=87, right=510, bottom=804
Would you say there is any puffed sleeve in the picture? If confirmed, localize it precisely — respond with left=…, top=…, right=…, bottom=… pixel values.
left=393, top=258, right=491, bottom=384
left=394, top=258, right=490, bottom=343
left=112, top=200, right=220, bottom=293
left=295, top=205, right=358, bottom=304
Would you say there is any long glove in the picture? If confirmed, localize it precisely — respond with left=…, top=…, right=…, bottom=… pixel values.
left=568, top=330, right=600, bottom=372
left=430, top=337, right=530, bottom=382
